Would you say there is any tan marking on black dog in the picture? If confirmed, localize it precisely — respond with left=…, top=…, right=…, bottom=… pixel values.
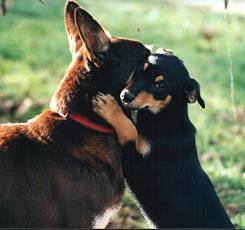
left=127, top=91, right=172, bottom=113
left=143, top=62, right=149, bottom=70
left=186, top=90, right=197, bottom=103
left=154, top=75, right=164, bottom=82
left=138, top=135, right=151, bottom=156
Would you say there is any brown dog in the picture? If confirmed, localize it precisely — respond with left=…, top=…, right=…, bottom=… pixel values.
left=0, top=1, right=149, bottom=228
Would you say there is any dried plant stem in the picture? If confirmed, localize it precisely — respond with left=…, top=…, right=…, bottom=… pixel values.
left=1, top=0, right=6, bottom=15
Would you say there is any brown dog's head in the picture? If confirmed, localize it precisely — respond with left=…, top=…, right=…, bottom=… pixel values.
left=120, top=49, right=205, bottom=114
left=50, top=1, right=150, bottom=117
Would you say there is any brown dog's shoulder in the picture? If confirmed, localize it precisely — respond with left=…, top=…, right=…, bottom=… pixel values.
left=0, top=110, right=65, bottom=152
left=0, top=123, right=27, bottom=152
left=26, top=109, right=67, bottom=144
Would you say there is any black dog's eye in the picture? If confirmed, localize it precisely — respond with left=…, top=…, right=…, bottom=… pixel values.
left=154, top=75, right=166, bottom=89
left=155, top=81, right=168, bottom=89
left=155, top=81, right=163, bottom=88
left=155, top=80, right=165, bottom=88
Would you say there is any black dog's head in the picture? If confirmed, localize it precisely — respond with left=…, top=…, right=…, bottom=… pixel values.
left=120, top=49, right=205, bottom=114
left=50, top=1, right=150, bottom=117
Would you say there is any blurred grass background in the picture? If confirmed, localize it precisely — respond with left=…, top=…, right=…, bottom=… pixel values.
left=0, top=0, right=244, bottom=228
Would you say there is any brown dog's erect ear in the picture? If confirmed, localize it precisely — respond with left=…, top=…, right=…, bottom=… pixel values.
left=65, top=1, right=83, bottom=57
left=74, top=7, right=111, bottom=67
left=185, top=78, right=205, bottom=108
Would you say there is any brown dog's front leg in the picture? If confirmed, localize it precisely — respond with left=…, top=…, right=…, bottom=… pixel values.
left=92, top=93, right=150, bottom=155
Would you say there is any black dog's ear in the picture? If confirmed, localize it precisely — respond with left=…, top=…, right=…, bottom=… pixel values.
left=74, top=7, right=111, bottom=67
left=185, top=78, right=205, bottom=108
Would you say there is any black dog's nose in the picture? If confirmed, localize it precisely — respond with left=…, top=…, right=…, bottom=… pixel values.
left=121, top=90, right=135, bottom=104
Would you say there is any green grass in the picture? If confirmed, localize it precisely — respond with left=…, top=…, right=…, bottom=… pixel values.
left=0, top=0, right=244, bottom=228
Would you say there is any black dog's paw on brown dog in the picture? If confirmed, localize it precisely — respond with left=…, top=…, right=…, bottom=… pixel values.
left=0, top=0, right=150, bottom=228
left=92, top=93, right=151, bottom=156
left=92, top=93, right=137, bottom=145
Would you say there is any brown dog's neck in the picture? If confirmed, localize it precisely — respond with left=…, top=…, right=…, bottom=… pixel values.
left=27, top=110, right=105, bottom=141
left=22, top=109, right=115, bottom=166
left=50, top=56, right=91, bottom=116
left=49, top=54, right=108, bottom=125
left=68, top=113, right=114, bottom=134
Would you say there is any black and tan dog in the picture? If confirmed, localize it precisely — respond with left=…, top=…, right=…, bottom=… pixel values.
left=0, top=1, right=150, bottom=228
left=93, top=49, right=234, bottom=228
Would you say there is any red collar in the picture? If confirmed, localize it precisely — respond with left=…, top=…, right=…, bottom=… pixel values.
left=68, top=113, right=114, bottom=134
